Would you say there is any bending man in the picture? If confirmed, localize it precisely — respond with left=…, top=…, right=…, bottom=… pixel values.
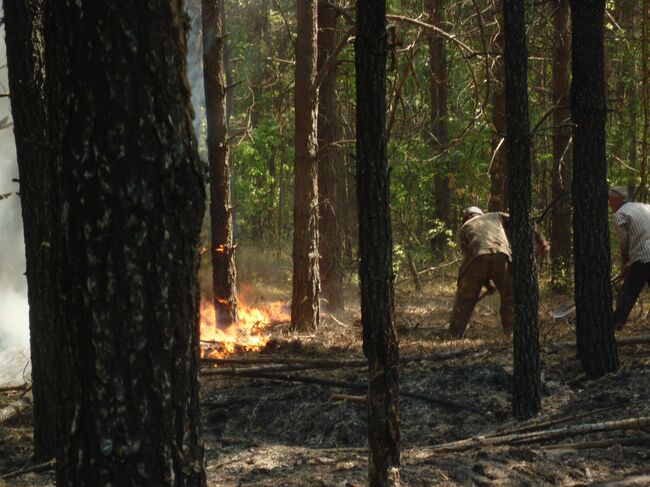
left=448, top=207, right=549, bottom=338
left=608, top=187, right=650, bottom=330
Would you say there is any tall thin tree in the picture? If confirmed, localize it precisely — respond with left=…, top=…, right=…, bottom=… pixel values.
left=45, top=2, right=207, bottom=483
left=356, top=1, right=400, bottom=485
left=317, top=0, right=345, bottom=312
left=292, top=0, right=321, bottom=331
left=429, top=0, right=452, bottom=253
left=203, top=0, right=238, bottom=326
left=550, top=0, right=572, bottom=291
left=5, top=0, right=58, bottom=461
left=570, top=0, right=619, bottom=377
left=503, top=0, right=541, bottom=419
left=489, top=1, right=509, bottom=212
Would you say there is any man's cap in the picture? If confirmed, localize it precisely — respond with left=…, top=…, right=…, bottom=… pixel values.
left=464, top=206, right=483, bottom=218
left=608, top=186, right=629, bottom=201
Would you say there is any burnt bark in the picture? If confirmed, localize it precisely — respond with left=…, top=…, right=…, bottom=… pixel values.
left=203, top=0, right=238, bottom=327
left=503, top=0, right=541, bottom=420
left=355, top=1, right=400, bottom=485
left=4, top=0, right=58, bottom=462
left=428, top=0, right=452, bottom=253
left=45, top=2, right=207, bottom=484
left=291, top=0, right=321, bottom=331
left=317, top=0, right=345, bottom=312
left=489, top=2, right=509, bottom=213
left=570, top=0, right=619, bottom=377
left=550, top=0, right=572, bottom=291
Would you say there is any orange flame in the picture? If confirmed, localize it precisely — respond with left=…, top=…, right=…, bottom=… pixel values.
left=200, top=298, right=290, bottom=359
left=214, top=245, right=226, bottom=253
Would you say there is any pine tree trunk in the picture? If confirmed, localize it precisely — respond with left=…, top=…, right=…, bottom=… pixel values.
left=503, top=0, right=542, bottom=420
left=640, top=0, right=650, bottom=202
left=489, top=2, right=509, bottom=212
left=429, top=0, right=452, bottom=254
left=317, top=0, right=345, bottom=312
left=355, top=1, right=400, bottom=485
left=292, top=0, right=321, bottom=331
left=45, top=2, right=207, bottom=484
left=570, top=0, right=619, bottom=378
left=203, top=0, right=238, bottom=327
left=550, top=0, right=572, bottom=291
left=4, top=0, right=58, bottom=462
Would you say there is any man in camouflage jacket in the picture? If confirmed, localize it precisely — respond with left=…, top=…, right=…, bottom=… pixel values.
left=448, top=207, right=549, bottom=338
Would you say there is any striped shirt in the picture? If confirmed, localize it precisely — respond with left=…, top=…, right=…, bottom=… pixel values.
left=613, top=202, right=650, bottom=264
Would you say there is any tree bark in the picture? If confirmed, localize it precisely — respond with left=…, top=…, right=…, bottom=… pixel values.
left=292, top=0, right=321, bottom=331
left=570, top=0, right=619, bottom=378
left=355, top=1, right=401, bottom=485
left=45, top=2, right=207, bottom=484
left=503, top=0, right=541, bottom=420
left=4, top=0, right=59, bottom=462
left=428, top=0, right=452, bottom=254
left=640, top=0, right=650, bottom=202
left=317, top=0, right=345, bottom=312
left=489, top=2, right=509, bottom=213
left=550, top=0, right=572, bottom=291
left=203, top=0, right=238, bottom=327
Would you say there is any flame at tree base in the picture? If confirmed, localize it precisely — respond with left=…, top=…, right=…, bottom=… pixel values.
left=199, top=298, right=290, bottom=359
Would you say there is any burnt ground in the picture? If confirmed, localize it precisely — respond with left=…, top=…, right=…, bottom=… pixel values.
left=1, top=275, right=650, bottom=486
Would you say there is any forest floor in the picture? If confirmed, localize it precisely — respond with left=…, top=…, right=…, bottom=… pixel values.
left=1, top=262, right=650, bottom=486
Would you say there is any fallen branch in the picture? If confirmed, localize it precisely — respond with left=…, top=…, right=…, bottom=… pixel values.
left=201, top=369, right=480, bottom=412
left=428, top=416, right=650, bottom=452
left=537, top=435, right=650, bottom=451
left=0, top=459, right=55, bottom=480
left=0, top=392, right=32, bottom=424
left=331, top=393, right=367, bottom=403
left=544, top=335, right=650, bottom=349
left=490, top=399, right=650, bottom=438
left=0, top=383, right=28, bottom=393
left=201, top=346, right=489, bottom=369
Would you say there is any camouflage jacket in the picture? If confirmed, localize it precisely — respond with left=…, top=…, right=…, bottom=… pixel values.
left=457, top=212, right=547, bottom=279
left=458, top=212, right=511, bottom=279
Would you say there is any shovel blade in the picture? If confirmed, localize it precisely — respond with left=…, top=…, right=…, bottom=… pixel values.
left=551, top=299, right=575, bottom=320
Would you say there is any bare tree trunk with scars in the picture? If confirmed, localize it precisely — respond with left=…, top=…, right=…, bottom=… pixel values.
left=356, top=1, right=401, bottom=485
left=292, top=0, right=321, bottom=331
left=4, top=0, right=59, bottom=462
left=317, top=0, right=345, bottom=312
left=570, top=0, right=619, bottom=378
left=203, top=0, right=239, bottom=327
left=45, top=1, right=207, bottom=484
left=503, top=0, right=541, bottom=420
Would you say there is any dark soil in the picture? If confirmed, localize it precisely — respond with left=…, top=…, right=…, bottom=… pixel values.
left=2, top=280, right=649, bottom=486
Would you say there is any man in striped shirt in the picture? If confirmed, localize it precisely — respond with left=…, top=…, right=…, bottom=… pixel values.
left=608, top=187, right=650, bottom=330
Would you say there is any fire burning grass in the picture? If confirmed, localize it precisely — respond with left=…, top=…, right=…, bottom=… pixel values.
left=199, top=298, right=290, bottom=359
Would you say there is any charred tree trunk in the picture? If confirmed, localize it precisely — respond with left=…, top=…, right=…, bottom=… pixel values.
left=4, top=0, right=58, bottom=462
left=550, top=0, right=572, bottom=291
left=45, top=2, right=207, bottom=484
left=428, top=0, right=452, bottom=253
left=317, top=0, right=345, bottom=312
left=489, top=3, right=509, bottom=212
left=570, top=0, right=619, bottom=378
left=503, top=0, right=541, bottom=420
left=203, top=0, right=238, bottom=327
left=292, top=0, right=321, bottom=331
left=355, top=1, right=400, bottom=485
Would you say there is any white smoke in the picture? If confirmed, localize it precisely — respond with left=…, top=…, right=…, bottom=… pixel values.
left=0, top=25, right=31, bottom=380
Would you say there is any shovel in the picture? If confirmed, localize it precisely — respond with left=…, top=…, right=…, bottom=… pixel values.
left=551, top=274, right=623, bottom=320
